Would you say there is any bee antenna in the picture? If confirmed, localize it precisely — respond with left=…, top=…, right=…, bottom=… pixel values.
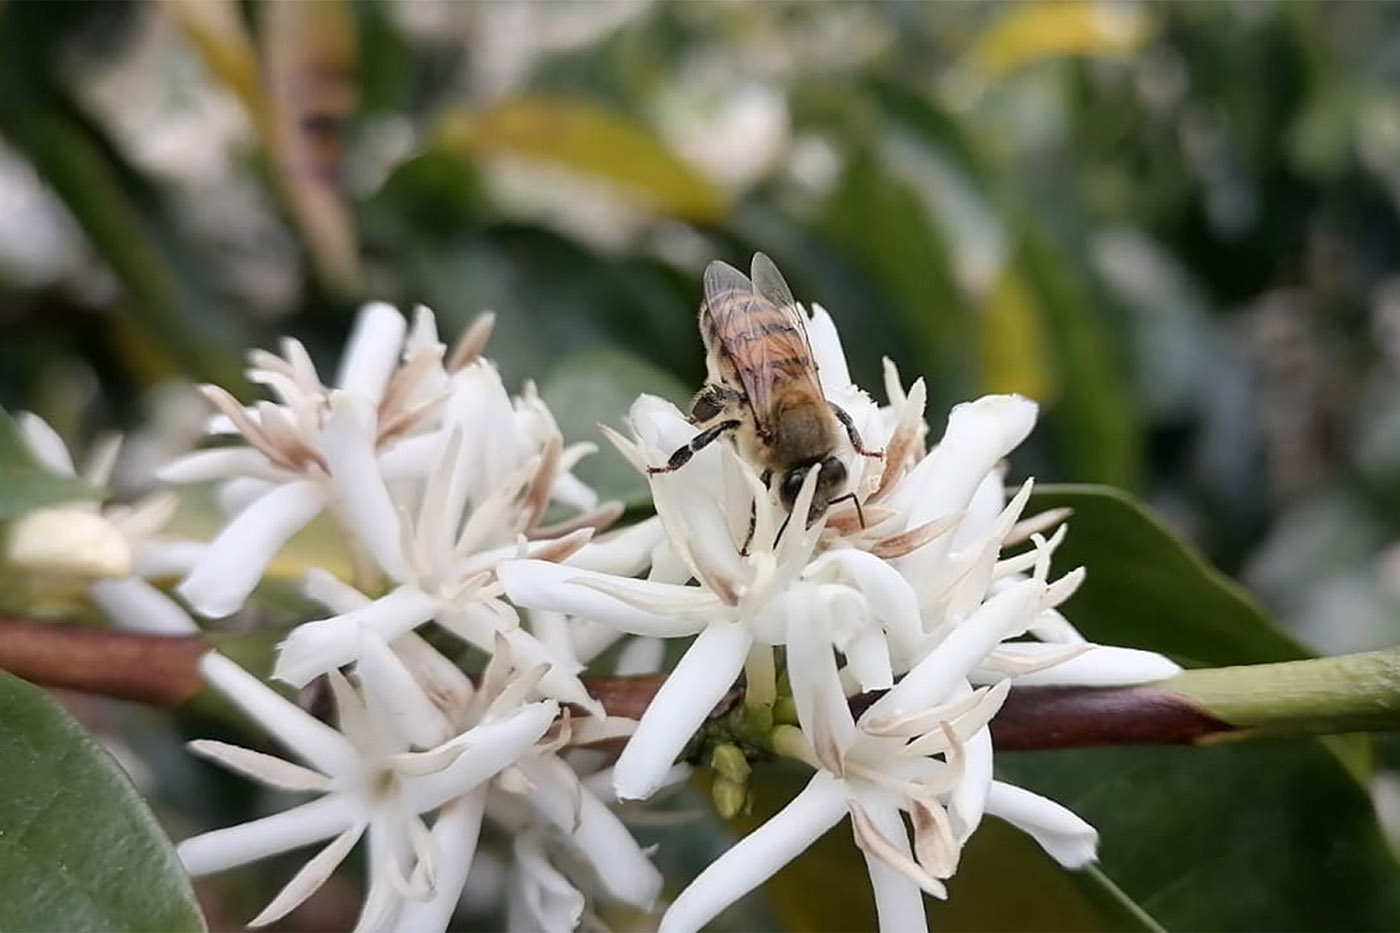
left=828, top=492, right=866, bottom=529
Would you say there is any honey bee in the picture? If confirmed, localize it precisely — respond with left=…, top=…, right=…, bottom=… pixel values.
left=649, top=253, right=880, bottom=530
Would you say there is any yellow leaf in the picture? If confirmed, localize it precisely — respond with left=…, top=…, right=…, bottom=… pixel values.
left=437, top=97, right=728, bottom=223
left=978, top=267, right=1058, bottom=403
left=966, top=1, right=1152, bottom=79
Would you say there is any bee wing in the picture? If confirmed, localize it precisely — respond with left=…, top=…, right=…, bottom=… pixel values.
left=703, top=257, right=822, bottom=436
left=751, top=252, right=822, bottom=380
left=750, top=252, right=796, bottom=310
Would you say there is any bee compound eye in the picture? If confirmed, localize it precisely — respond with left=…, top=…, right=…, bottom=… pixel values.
left=780, top=468, right=807, bottom=508
left=818, top=456, right=847, bottom=491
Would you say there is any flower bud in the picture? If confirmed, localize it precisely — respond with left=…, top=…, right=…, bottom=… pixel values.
left=7, top=506, right=132, bottom=579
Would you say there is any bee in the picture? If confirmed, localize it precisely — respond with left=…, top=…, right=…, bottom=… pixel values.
left=648, top=253, right=880, bottom=532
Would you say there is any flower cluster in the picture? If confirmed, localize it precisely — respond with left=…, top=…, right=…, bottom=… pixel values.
left=18, top=262, right=1180, bottom=932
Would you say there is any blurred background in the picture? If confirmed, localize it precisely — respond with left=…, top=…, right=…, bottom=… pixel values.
left=4, top=0, right=1400, bottom=927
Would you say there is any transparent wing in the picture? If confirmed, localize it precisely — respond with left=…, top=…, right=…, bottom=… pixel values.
left=750, top=252, right=820, bottom=379
left=702, top=257, right=822, bottom=433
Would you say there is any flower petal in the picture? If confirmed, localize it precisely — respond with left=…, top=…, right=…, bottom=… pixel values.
left=659, top=773, right=847, bottom=933
left=321, top=396, right=405, bottom=579
left=177, top=479, right=327, bottom=618
left=497, top=560, right=709, bottom=638
left=248, top=822, right=365, bottom=928
left=274, top=585, right=440, bottom=688
left=16, top=413, right=76, bottom=476
left=855, top=796, right=938, bottom=931
left=90, top=577, right=200, bottom=636
left=157, top=447, right=286, bottom=484
left=402, top=701, right=558, bottom=813
left=187, top=739, right=331, bottom=792
left=948, top=726, right=993, bottom=843
left=356, top=630, right=456, bottom=748
left=199, top=651, right=357, bottom=775
left=984, top=780, right=1098, bottom=868
left=390, top=792, right=487, bottom=933
left=335, top=302, right=407, bottom=401
left=614, top=623, right=752, bottom=801
left=179, top=793, right=358, bottom=876
left=867, top=578, right=1041, bottom=722
left=996, top=644, right=1183, bottom=687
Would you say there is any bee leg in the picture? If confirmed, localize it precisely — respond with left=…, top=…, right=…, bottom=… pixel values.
left=831, top=404, right=883, bottom=458
left=689, top=384, right=745, bottom=424
left=828, top=492, right=867, bottom=528
left=648, top=419, right=742, bottom=474
left=739, top=501, right=758, bottom=556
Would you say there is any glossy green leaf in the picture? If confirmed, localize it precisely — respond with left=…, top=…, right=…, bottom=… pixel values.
left=998, top=742, right=1400, bottom=931
left=0, top=668, right=205, bottom=931
left=436, top=96, right=728, bottom=222
left=0, top=408, right=96, bottom=520
left=540, top=346, right=692, bottom=507
left=1030, top=483, right=1308, bottom=665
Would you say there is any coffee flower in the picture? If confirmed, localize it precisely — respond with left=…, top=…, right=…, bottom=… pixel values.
left=179, top=649, right=557, bottom=930
left=163, top=303, right=493, bottom=618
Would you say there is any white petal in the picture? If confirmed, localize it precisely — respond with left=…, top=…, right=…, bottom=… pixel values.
left=785, top=594, right=858, bottom=767
left=356, top=630, right=456, bottom=748
left=16, top=413, right=75, bottom=476
left=302, top=567, right=373, bottom=614
left=187, top=739, right=331, bottom=792
left=614, top=635, right=665, bottom=675
left=807, top=549, right=922, bottom=660
left=614, top=623, right=751, bottom=801
left=157, top=447, right=285, bottom=484
left=132, top=541, right=207, bottom=580
left=335, top=301, right=407, bottom=401
left=948, top=726, right=993, bottom=842
left=391, top=792, right=486, bottom=933
left=867, top=578, right=1041, bottom=721
left=567, top=517, right=666, bottom=576
left=507, top=831, right=584, bottom=933
left=952, top=471, right=1006, bottom=548
left=321, top=396, right=405, bottom=579
left=805, top=304, right=854, bottom=394
left=274, top=585, right=439, bottom=688
left=984, top=780, right=1098, bottom=868
left=199, top=652, right=357, bottom=775
left=658, top=773, right=847, bottom=933
left=177, top=479, right=327, bottom=618
left=1000, top=644, right=1182, bottom=687
left=401, top=701, right=558, bottom=813
left=90, top=577, right=200, bottom=635
left=903, top=394, right=1037, bottom=515
left=497, top=560, right=709, bottom=638
left=857, top=796, right=936, bottom=930
left=524, top=764, right=662, bottom=908
left=179, top=793, right=358, bottom=876
left=501, top=627, right=603, bottom=716
left=249, top=821, right=365, bottom=928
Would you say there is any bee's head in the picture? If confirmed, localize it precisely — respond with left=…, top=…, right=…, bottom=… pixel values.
left=778, top=456, right=847, bottom=525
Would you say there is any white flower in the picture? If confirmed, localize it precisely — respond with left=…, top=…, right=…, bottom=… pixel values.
left=661, top=554, right=1097, bottom=933
left=500, top=391, right=923, bottom=800
left=269, top=379, right=610, bottom=713
left=164, top=303, right=495, bottom=618
left=179, top=649, right=557, bottom=931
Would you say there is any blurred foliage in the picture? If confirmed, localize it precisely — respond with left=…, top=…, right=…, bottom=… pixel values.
left=5, top=0, right=1400, bottom=929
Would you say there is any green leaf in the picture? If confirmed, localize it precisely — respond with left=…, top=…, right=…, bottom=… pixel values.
left=998, top=742, right=1400, bottom=931
left=0, top=668, right=205, bottom=931
left=964, top=1, right=1153, bottom=79
left=436, top=96, right=728, bottom=222
left=1030, top=483, right=1309, bottom=666
left=0, top=408, right=96, bottom=520
left=540, top=347, right=692, bottom=507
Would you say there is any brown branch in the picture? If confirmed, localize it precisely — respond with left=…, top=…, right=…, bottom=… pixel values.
left=0, top=615, right=1241, bottom=750
left=0, top=615, right=207, bottom=707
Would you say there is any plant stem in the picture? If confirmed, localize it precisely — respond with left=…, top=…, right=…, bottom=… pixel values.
left=3, top=614, right=1399, bottom=749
